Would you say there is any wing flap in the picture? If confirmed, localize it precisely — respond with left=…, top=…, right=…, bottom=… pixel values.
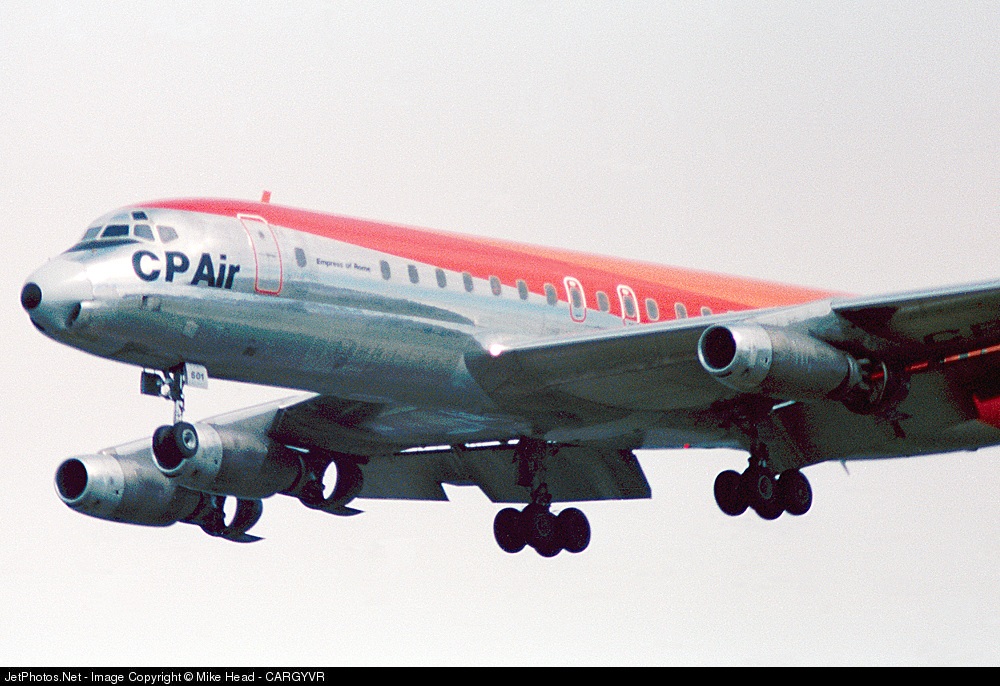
left=357, top=443, right=651, bottom=503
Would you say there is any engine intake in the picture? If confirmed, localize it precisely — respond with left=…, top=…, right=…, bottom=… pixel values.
left=698, top=324, right=864, bottom=402
left=151, top=421, right=300, bottom=499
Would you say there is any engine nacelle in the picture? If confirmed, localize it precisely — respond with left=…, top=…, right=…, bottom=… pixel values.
left=151, top=421, right=300, bottom=499
left=698, top=324, right=864, bottom=401
left=55, top=445, right=202, bottom=527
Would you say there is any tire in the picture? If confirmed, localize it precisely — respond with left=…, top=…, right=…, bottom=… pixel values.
left=714, top=470, right=748, bottom=516
left=173, top=422, right=199, bottom=459
left=524, top=504, right=561, bottom=557
left=557, top=508, right=591, bottom=553
left=743, top=467, right=783, bottom=520
left=494, top=508, right=526, bottom=553
left=754, top=499, right=784, bottom=520
left=536, top=539, right=562, bottom=558
left=777, top=469, right=812, bottom=516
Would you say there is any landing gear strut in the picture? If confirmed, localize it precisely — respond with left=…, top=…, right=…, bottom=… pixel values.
left=713, top=447, right=813, bottom=520
left=492, top=439, right=592, bottom=556
left=141, top=365, right=189, bottom=423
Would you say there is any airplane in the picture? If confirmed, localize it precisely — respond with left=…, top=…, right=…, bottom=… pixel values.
left=20, top=195, right=1000, bottom=555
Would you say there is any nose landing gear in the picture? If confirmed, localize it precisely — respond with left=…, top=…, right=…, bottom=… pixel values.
left=141, top=364, right=195, bottom=424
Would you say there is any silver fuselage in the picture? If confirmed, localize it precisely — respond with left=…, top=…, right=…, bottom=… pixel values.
left=25, top=202, right=1000, bottom=465
left=26, top=205, right=631, bottom=444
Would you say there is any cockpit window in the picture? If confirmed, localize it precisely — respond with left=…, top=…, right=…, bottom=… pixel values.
left=133, top=224, right=155, bottom=241
left=102, top=224, right=130, bottom=238
left=157, top=226, right=178, bottom=243
left=81, top=227, right=101, bottom=241
left=131, top=211, right=148, bottom=220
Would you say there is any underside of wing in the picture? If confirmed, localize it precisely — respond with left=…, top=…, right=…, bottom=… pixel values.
left=350, top=442, right=651, bottom=504
left=266, top=395, right=650, bottom=504
left=829, top=279, right=1000, bottom=361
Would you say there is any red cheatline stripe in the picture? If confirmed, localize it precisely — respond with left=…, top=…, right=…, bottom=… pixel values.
left=140, top=198, right=840, bottom=318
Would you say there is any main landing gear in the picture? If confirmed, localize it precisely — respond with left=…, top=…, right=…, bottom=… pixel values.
left=493, top=487, right=591, bottom=557
left=492, top=438, right=592, bottom=556
left=713, top=448, right=813, bottom=520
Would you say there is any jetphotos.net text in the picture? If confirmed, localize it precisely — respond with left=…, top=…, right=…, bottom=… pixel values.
left=4, top=673, right=325, bottom=684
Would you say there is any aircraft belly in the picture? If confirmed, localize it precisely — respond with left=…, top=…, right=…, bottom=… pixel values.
left=79, top=291, right=497, bottom=412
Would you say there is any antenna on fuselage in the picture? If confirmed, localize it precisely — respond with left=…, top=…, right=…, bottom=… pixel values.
left=260, top=190, right=271, bottom=203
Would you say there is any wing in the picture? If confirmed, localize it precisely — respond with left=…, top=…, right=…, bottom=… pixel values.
left=465, top=279, right=1000, bottom=468
left=469, top=279, right=1000, bottom=409
left=265, top=394, right=652, bottom=504
left=466, top=313, right=737, bottom=417
left=829, top=279, right=1000, bottom=360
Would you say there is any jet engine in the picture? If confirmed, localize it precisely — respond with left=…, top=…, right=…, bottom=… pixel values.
left=698, top=324, right=865, bottom=402
left=55, top=446, right=202, bottom=526
left=151, top=421, right=301, bottom=499
left=55, top=441, right=266, bottom=541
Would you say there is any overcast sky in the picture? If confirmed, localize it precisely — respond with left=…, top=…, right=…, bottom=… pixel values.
left=2, top=1, right=999, bottom=665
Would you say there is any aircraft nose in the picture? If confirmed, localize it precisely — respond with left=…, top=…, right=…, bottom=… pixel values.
left=22, top=260, right=94, bottom=333
left=20, top=282, right=42, bottom=310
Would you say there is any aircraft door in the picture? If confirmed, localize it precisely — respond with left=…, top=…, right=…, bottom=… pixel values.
left=617, top=285, right=640, bottom=325
left=564, top=277, right=587, bottom=322
left=238, top=215, right=283, bottom=295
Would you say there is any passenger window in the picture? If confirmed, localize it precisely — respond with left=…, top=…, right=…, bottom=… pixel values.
left=408, top=265, right=420, bottom=284
left=380, top=260, right=391, bottom=280
left=517, top=280, right=529, bottom=300
left=462, top=272, right=474, bottom=292
left=646, top=298, right=660, bottom=321
left=102, top=224, right=129, bottom=238
left=295, top=248, right=307, bottom=268
left=157, top=226, right=178, bottom=243
left=544, top=283, right=557, bottom=306
left=564, top=277, right=587, bottom=322
left=436, top=268, right=447, bottom=288
left=675, top=303, right=688, bottom=319
left=596, top=291, right=610, bottom=312
left=490, top=276, right=502, bottom=296
left=81, top=227, right=101, bottom=241
left=701, top=306, right=713, bottom=316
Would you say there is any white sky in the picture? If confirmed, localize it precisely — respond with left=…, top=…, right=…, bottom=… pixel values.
left=2, top=1, right=999, bottom=665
